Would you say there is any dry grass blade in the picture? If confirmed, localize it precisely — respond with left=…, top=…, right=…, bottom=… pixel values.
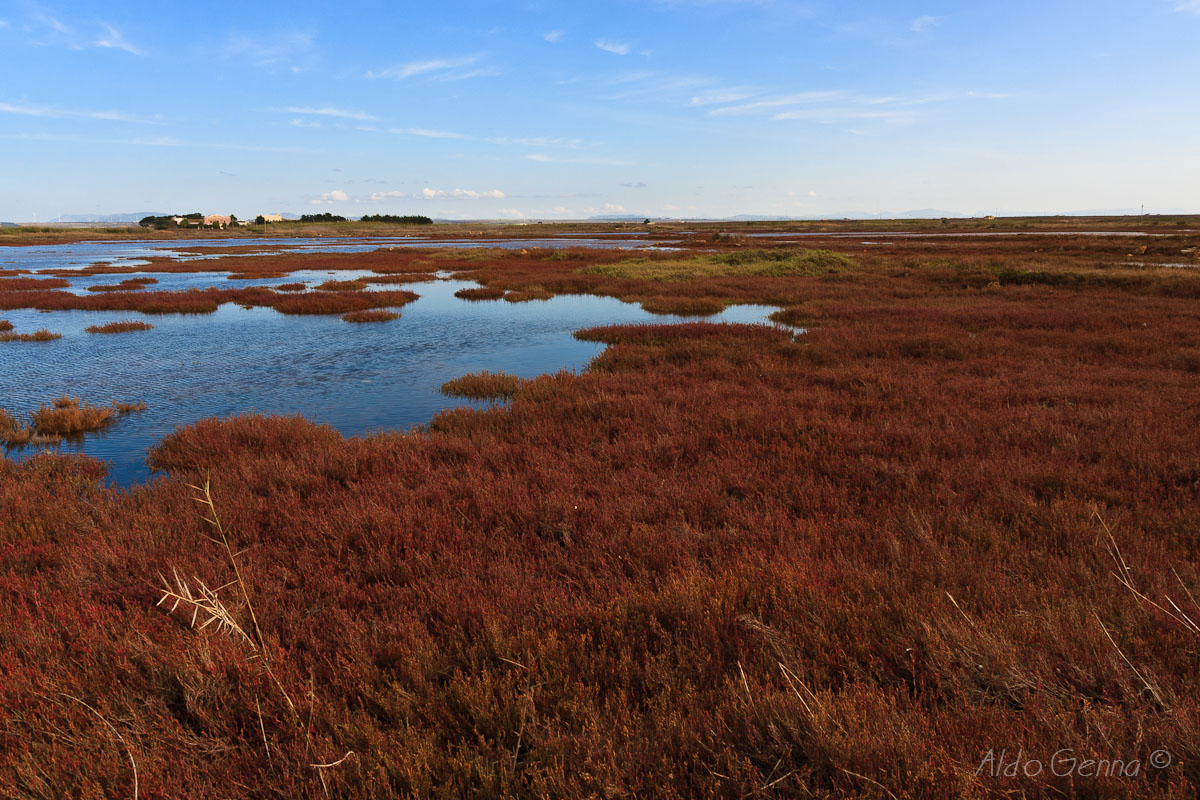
left=1093, top=611, right=1168, bottom=709
left=58, top=693, right=138, bottom=800
left=1095, top=508, right=1200, bottom=636
left=156, top=568, right=254, bottom=646
left=310, top=751, right=355, bottom=769
left=185, top=478, right=298, bottom=718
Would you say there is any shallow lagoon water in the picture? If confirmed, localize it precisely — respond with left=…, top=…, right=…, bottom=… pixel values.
left=0, top=235, right=666, bottom=274
left=1, top=245, right=778, bottom=485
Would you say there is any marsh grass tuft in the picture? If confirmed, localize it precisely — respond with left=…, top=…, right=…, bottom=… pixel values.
left=454, top=286, right=506, bottom=301
left=316, top=279, right=368, bottom=292
left=441, top=370, right=524, bottom=400
left=0, top=328, right=62, bottom=342
left=85, top=320, right=154, bottom=334
left=32, top=397, right=117, bottom=436
left=503, top=287, right=554, bottom=303
left=341, top=309, right=399, bottom=323
left=639, top=297, right=727, bottom=316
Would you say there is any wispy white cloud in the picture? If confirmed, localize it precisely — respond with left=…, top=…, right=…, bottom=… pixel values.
left=94, top=23, right=144, bottom=55
left=909, top=15, right=940, bottom=33
left=0, top=131, right=312, bottom=153
left=422, top=188, right=505, bottom=199
left=270, top=106, right=377, bottom=121
left=368, top=188, right=505, bottom=201
left=224, top=30, right=315, bottom=70
left=499, top=208, right=525, bottom=218
left=1174, top=0, right=1200, bottom=13
left=0, top=101, right=160, bottom=123
left=366, top=54, right=482, bottom=80
left=594, top=39, right=631, bottom=55
left=0, top=18, right=11, bottom=29
left=310, top=189, right=349, bottom=205
left=390, top=127, right=469, bottom=139
left=488, top=135, right=585, bottom=148
left=524, top=153, right=634, bottom=166
left=19, top=10, right=144, bottom=55
left=688, top=88, right=758, bottom=106
left=708, top=91, right=839, bottom=116
left=544, top=29, right=564, bottom=42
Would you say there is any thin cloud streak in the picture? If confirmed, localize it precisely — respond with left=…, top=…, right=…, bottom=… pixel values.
left=594, top=39, right=631, bottom=55
left=269, top=106, right=377, bottom=121
left=366, top=54, right=482, bottom=80
left=0, top=101, right=161, bottom=124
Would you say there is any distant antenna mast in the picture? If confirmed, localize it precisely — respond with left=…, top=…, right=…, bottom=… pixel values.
left=1141, top=204, right=1146, bottom=216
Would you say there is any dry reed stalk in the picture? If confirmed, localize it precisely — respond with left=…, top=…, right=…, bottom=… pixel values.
left=58, top=693, right=138, bottom=800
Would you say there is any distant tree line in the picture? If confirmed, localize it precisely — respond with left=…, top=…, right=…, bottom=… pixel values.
left=360, top=214, right=433, bottom=225
left=139, top=213, right=202, bottom=229
left=298, top=213, right=347, bottom=223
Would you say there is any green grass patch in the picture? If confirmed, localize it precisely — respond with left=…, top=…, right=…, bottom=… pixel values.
left=585, top=248, right=854, bottom=282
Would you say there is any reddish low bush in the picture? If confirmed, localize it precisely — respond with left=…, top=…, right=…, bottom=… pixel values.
left=639, top=296, right=727, bottom=316
left=454, top=286, right=506, bottom=300
left=0, top=328, right=62, bottom=342
left=0, top=276, right=71, bottom=290
left=316, top=279, right=369, bottom=291
left=84, top=320, right=154, bottom=334
left=341, top=309, right=399, bottom=323
left=30, top=396, right=116, bottom=436
left=2, top=230, right=1200, bottom=797
left=440, top=370, right=523, bottom=400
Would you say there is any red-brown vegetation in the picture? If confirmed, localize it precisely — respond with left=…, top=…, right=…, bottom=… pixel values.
left=316, top=279, right=369, bottom=291
left=0, top=276, right=71, bottom=290
left=0, top=319, right=12, bottom=332
left=440, top=370, right=524, bottom=400
left=454, top=286, right=507, bottom=300
left=2, top=231, right=1200, bottom=796
left=0, top=328, right=62, bottom=342
left=502, top=287, right=554, bottom=303
left=638, top=296, right=727, bottom=316
left=273, top=282, right=308, bottom=292
left=341, top=309, right=399, bottom=323
left=30, top=396, right=117, bottom=436
left=0, top=287, right=418, bottom=316
left=363, top=273, right=438, bottom=284
left=267, top=289, right=418, bottom=316
left=229, top=272, right=289, bottom=280
left=88, top=278, right=161, bottom=292
left=84, top=320, right=154, bottom=334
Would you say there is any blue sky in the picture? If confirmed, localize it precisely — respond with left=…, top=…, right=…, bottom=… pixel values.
left=2, top=0, right=1199, bottom=221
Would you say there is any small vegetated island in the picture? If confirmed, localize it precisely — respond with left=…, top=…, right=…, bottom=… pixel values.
left=1, top=220, right=1200, bottom=797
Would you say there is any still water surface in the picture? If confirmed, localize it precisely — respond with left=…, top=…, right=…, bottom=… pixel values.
left=1, top=240, right=775, bottom=485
